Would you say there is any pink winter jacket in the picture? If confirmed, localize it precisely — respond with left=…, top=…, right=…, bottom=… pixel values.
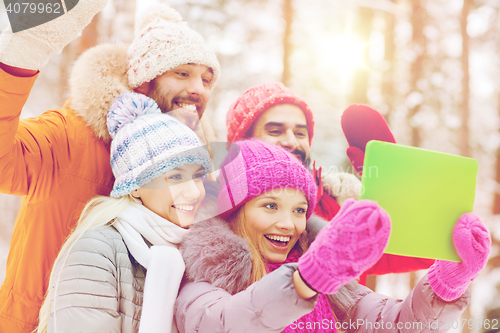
left=175, top=216, right=470, bottom=333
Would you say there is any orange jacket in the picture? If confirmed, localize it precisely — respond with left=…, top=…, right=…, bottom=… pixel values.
left=0, top=44, right=129, bottom=333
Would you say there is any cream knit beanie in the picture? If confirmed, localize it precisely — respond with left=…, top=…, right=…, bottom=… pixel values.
left=127, top=4, right=220, bottom=89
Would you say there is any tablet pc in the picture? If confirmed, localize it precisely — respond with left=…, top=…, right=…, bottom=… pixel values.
left=359, top=140, right=478, bottom=262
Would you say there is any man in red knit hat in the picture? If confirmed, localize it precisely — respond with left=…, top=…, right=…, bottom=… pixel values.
left=225, top=82, right=361, bottom=220
left=225, top=82, right=434, bottom=286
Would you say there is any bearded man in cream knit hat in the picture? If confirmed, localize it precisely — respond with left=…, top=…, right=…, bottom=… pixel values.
left=128, top=5, right=220, bottom=130
left=0, top=3, right=219, bottom=331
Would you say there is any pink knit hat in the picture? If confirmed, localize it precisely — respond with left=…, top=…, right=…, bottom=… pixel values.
left=218, top=139, right=317, bottom=220
left=226, top=82, right=315, bottom=144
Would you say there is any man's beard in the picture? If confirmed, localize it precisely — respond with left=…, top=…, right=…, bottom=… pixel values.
left=148, top=80, right=204, bottom=117
left=290, top=148, right=310, bottom=168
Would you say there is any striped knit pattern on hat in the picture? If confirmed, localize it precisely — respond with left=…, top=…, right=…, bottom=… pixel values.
left=127, top=4, right=220, bottom=89
left=218, top=139, right=317, bottom=219
left=226, top=82, right=314, bottom=144
left=108, top=92, right=211, bottom=198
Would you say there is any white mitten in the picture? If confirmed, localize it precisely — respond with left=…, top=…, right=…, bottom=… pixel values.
left=0, top=0, right=108, bottom=70
left=322, top=171, right=361, bottom=205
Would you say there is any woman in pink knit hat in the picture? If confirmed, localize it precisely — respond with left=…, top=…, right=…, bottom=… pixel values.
left=174, top=139, right=490, bottom=333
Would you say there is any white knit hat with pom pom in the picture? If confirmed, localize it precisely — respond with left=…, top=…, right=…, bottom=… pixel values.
left=107, top=92, right=212, bottom=198
left=127, top=4, right=220, bottom=89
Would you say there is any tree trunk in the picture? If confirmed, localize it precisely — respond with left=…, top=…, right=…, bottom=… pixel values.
left=365, top=275, right=377, bottom=292
left=493, top=91, right=500, bottom=214
left=382, top=0, right=397, bottom=121
left=460, top=2, right=472, bottom=330
left=58, top=44, right=73, bottom=105
left=408, top=0, right=426, bottom=148
left=406, top=0, right=427, bottom=303
left=350, top=6, right=373, bottom=104
left=460, top=0, right=471, bottom=158
left=58, top=13, right=101, bottom=105
left=77, top=14, right=100, bottom=56
left=437, top=3, right=474, bottom=331
left=282, top=0, right=293, bottom=86
left=409, top=271, right=418, bottom=290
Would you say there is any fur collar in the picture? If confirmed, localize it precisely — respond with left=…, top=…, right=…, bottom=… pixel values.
left=181, top=203, right=362, bottom=313
left=69, top=43, right=131, bottom=143
left=180, top=216, right=253, bottom=295
left=180, top=179, right=253, bottom=295
left=180, top=190, right=328, bottom=297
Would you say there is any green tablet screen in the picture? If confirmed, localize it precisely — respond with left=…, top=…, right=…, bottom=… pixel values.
left=359, top=141, right=478, bottom=262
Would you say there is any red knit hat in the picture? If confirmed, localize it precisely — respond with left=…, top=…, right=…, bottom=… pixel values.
left=218, top=139, right=317, bottom=220
left=226, top=82, right=315, bottom=145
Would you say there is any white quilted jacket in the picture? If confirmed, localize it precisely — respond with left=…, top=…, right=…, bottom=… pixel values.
left=47, top=225, right=145, bottom=333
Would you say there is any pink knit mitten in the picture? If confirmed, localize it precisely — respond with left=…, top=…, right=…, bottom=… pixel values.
left=428, top=213, right=491, bottom=301
left=298, top=198, right=391, bottom=294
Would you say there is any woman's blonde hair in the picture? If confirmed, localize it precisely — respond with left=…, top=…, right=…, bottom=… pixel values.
left=230, top=207, right=345, bottom=332
left=36, top=195, right=139, bottom=333
left=229, top=207, right=309, bottom=287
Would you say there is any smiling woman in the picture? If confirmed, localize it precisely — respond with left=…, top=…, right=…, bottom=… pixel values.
left=37, top=92, right=212, bottom=333
left=241, top=188, right=308, bottom=264
left=132, top=164, right=207, bottom=228
left=174, top=138, right=481, bottom=333
left=231, top=187, right=310, bottom=283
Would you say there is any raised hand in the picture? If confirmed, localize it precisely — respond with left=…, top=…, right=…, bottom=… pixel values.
left=428, top=213, right=491, bottom=301
left=341, top=104, right=396, bottom=176
left=321, top=169, right=361, bottom=206
left=0, top=0, right=108, bottom=70
left=298, top=198, right=391, bottom=294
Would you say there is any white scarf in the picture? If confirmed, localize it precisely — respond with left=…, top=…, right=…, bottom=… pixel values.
left=114, top=204, right=189, bottom=333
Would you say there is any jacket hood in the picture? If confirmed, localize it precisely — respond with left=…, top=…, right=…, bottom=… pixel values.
left=69, top=43, right=131, bottom=143
left=180, top=179, right=253, bottom=295
left=180, top=216, right=253, bottom=295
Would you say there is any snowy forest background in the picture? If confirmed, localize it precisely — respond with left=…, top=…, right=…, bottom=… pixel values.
left=2, top=0, right=500, bottom=331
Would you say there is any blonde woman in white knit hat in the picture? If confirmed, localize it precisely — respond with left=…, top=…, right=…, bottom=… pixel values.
left=0, top=3, right=219, bottom=331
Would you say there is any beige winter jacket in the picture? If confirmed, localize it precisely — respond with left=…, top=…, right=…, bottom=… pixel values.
left=47, top=225, right=145, bottom=333
left=45, top=182, right=220, bottom=333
